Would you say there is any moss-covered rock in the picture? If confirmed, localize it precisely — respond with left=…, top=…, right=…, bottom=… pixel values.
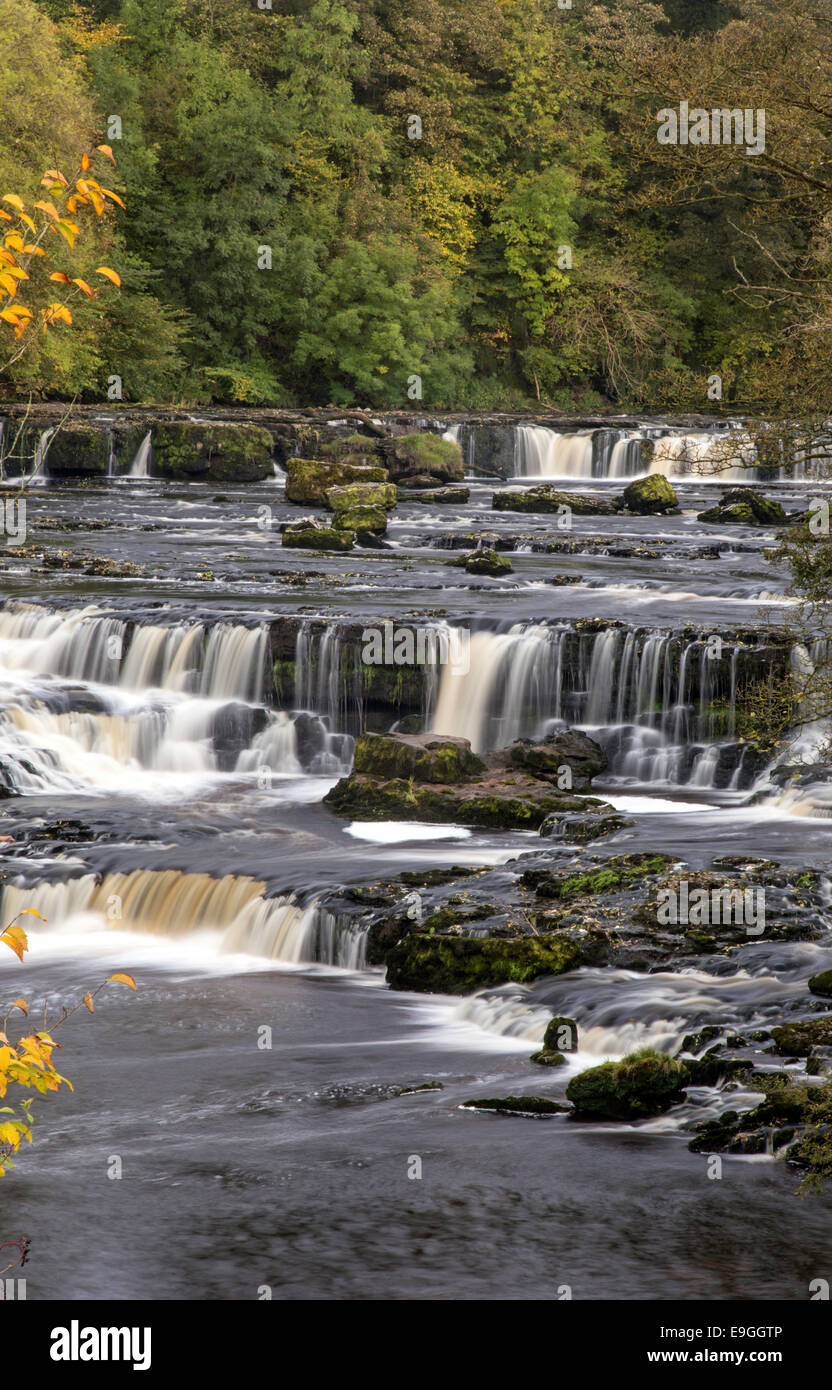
left=507, top=731, right=607, bottom=788
left=461, top=1095, right=570, bottom=1114
left=151, top=423, right=274, bottom=482
left=447, top=548, right=513, bottom=576
left=332, top=506, right=388, bottom=535
left=285, top=457, right=388, bottom=504
left=282, top=520, right=355, bottom=552
left=493, top=487, right=617, bottom=515
left=398, top=486, right=470, bottom=504
left=621, top=473, right=678, bottom=515
left=808, top=971, right=832, bottom=998
left=325, top=482, right=398, bottom=512
left=566, top=1048, right=689, bottom=1119
left=352, top=732, right=485, bottom=784
left=698, top=489, right=787, bottom=527
left=41, top=425, right=110, bottom=477
left=770, top=1016, right=832, bottom=1056
left=385, top=932, right=585, bottom=994
left=383, top=432, right=464, bottom=483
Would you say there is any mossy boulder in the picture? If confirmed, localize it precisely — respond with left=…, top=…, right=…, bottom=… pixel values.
left=698, top=489, right=787, bottom=527
left=285, top=457, right=389, bottom=504
left=326, top=482, right=398, bottom=512
left=447, top=548, right=513, bottom=576
left=383, top=432, right=464, bottom=484
left=352, top=733, right=485, bottom=784
left=770, top=1016, right=832, bottom=1056
left=42, top=425, right=110, bottom=477
left=282, top=520, right=355, bottom=552
left=151, top=423, right=274, bottom=482
left=507, top=731, right=607, bottom=789
left=493, top=487, right=617, bottom=516
left=333, top=506, right=388, bottom=535
left=808, top=971, right=832, bottom=999
left=398, top=486, right=470, bottom=504
left=566, top=1048, right=689, bottom=1120
left=532, top=1015, right=578, bottom=1065
left=385, top=932, right=585, bottom=994
left=621, top=473, right=678, bottom=514
left=323, top=771, right=606, bottom=831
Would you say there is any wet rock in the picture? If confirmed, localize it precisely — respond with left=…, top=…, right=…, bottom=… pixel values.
left=461, top=1095, right=570, bottom=1114
left=152, top=422, right=274, bottom=482
left=506, top=730, right=607, bottom=789
left=325, top=482, right=398, bottom=512
left=493, top=487, right=618, bottom=515
left=698, top=489, right=787, bottom=527
left=771, top=1017, right=832, bottom=1056
left=809, top=971, right=832, bottom=999
left=333, top=506, right=389, bottom=536
left=285, top=457, right=389, bottom=504
left=384, top=932, right=586, bottom=994
left=621, top=473, right=679, bottom=514
left=446, top=548, right=513, bottom=576
left=398, top=486, right=470, bottom=504
left=566, top=1048, right=689, bottom=1120
left=352, top=733, right=485, bottom=784
left=42, top=425, right=110, bottom=477
left=282, top=519, right=355, bottom=552
left=382, top=433, right=464, bottom=484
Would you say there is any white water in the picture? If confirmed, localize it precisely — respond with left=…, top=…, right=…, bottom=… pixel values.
left=129, top=430, right=152, bottom=479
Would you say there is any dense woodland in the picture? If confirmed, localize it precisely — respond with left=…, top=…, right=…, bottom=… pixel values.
left=2, top=0, right=830, bottom=413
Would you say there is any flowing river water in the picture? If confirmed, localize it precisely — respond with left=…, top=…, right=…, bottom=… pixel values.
left=2, top=418, right=832, bottom=1300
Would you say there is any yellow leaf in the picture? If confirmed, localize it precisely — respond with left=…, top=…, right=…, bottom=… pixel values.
left=0, top=309, right=21, bottom=324
left=49, top=272, right=70, bottom=283
left=18, top=909, right=46, bottom=920
left=95, top=266, right=121, bottom=287
left=107, top=972, right=137, bottom=991
left=11, top=998, right=27, bottom=1016
left=66, top=196, right=80, bottom=214
left=0, top=926, right=27, bottom=961
left=42, top=170, right=68, bottom=186
left=0, top=211, right=11, bottom=222
left=22, top=245, right=44, bottom=256
left=97, top=145, right=117, bottom=166
left=72, top=278, right=95, bottom=300
left=52, top=222, right=76, bottom=250
left=4, top=233, right=23, bottom=251
left=101, top=188, right=126, bottom=210
left=1, top=195, right=25, bottom=212
left=33, top=200, right=60, bottom=220
left=18, top=213, right=36, bottom=234
left=0, top=273, right=18, bottom=298
left=82, top=992, right=94, bottom=1014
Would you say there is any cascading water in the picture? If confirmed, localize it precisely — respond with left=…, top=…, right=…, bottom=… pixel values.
left=129, top=430, right=152, bottom=478
left=430, top=622, right=776, bottom=791
left=0, top=871, right=367, bottom=968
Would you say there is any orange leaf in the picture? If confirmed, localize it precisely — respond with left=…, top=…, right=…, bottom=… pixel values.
left=0, top=273, right=17, bottom=298
left=0, top=212, right=10, bottom=223
left=1, top=195, right=24, bottom=213
left=96, top=145, right=117, bottom=166
left=0, top=309, right=22, bottom=324
left=80, top=153, right=91, bottom=172
left=72, top=278, right=95, bottom=300
left=101, top=188, right=126, bottom=210
left=82, top=992, right=94, bottom=1014
left=43, top=170, right=68, bottom=186
left=33, top=201, right=60, bottom=220
left=95, top=266, right=121, bottom=287
left=49, top=272, right=70, bottom=283
left=11, top=999, right=28, bottom=1016
left=107, top=973, right=137, bottom=991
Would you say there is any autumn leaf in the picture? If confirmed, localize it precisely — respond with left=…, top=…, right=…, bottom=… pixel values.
left=18, top=909, right=46, bottom=920
left=1, top=195, right=25, bottom=213
left=80, top=153, right=91, bottom=172
left=11, top=999, right=27, bottom=1016
left=101, top=188, right=126, bottom=210
left=72, top=279, right=95, bottom=300
left=96, top=145, right=117, bottom=166
left=49, top=272, right=70, bottom=283
left=107, top=973, right=137, bottom=990
left=33, top=200, right=60, bottom=220
left=82, top=993, right=94, bottom=1014
left=95, top=266, right=121, bottom=287
left=0, top=926, right=28, bottom=962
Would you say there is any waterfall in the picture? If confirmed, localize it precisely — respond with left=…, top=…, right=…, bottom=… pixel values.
left=0, top=871, right=367, bottom=968
left=430, top=622, right=769, bottom=790
left=515, top=427, right=595, bottom=479
left=129, top=431, right=152, bottom=478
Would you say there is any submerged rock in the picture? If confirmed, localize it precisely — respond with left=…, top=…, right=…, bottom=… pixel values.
left=398, top=486, right=470, bottom=504
left=282, top=519, right=355, bottom=552
left=447, top=548, right=513, bottom=576
left=493, top=487, right=618, bottom=515
left=566, top=1048, right=689, bottom=1120
left=461, top=1096, right=570, bottom=1115
left=621, top=473, right=678, bottom=515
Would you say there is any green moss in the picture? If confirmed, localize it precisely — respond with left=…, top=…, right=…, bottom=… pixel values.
left=622, top=474, right=678, bottom=514
left=385, top=432, right=464, bottom=482
left=808, top=971, right=832, bottom=998
left=522, top=853, right=673, bottom=900
left=385, top=932, right=584, bottom=994
left=285, top=457, right=388, bottom=504
left=333, top=506, right=388, bottom=534
left=771, top=1016, right=832, bottom=1056
left=282, top=523, right=355, bottom=552
left=152, top=423, right=274, bottom=482
left=566, top=1048, right=689, bottom=1119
